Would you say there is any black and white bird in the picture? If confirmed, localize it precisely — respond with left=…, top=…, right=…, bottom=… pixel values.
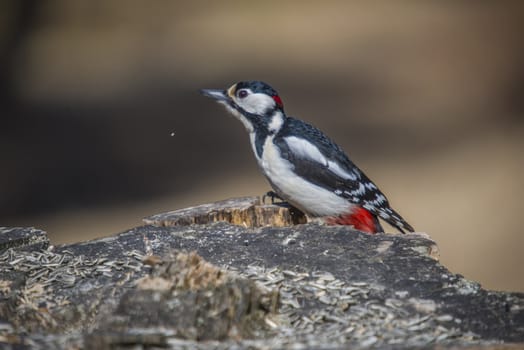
left=201, top=81, right=414, bottom=234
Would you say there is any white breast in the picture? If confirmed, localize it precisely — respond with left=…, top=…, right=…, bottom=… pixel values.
left=254, top=135, right=351, bottom=217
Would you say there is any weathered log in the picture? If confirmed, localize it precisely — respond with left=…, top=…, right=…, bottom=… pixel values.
left=0, top=227, right=49, bottom=251
left=0, top=198, right=523, bottom=349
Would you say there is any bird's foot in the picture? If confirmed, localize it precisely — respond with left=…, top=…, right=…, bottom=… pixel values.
left=262, top=190, right=285, bottom=205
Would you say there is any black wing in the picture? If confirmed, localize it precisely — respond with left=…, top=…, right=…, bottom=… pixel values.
left=275, top=117, right=414, bottom=233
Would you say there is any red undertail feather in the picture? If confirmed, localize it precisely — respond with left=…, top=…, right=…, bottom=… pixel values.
left=326, top=207, right=382, bottom=234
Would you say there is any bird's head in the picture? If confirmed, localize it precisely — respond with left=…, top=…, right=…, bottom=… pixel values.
left=201, top=81, right=285, bottom=133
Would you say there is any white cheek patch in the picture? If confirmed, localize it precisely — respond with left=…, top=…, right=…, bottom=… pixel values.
left=236, top=93, right=276, bottom=115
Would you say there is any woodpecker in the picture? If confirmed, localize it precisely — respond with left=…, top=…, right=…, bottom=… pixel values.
left=200, top=81, right=414, bottom=234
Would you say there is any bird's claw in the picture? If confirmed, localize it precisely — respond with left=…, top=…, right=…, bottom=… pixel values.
left=262, top=190, right=283, bottom=204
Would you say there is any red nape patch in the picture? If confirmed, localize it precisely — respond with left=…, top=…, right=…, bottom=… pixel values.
left=326, top=207, right=379, bottom=234
left=272, top=95, right=284, bottom=109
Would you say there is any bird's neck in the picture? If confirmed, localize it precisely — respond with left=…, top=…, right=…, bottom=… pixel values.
left=266, top=110, right=285, bottom=134
left=247, top=109, right=286, bottom=159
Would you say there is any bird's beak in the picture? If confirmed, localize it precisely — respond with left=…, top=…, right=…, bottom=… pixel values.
left=200, top=89, right=230, bottom=102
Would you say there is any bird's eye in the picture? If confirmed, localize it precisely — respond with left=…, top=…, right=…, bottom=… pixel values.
left=237, top=90, right=248, bottom=98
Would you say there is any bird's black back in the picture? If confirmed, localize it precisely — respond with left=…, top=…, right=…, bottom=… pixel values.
left=275, top=116, right=414, bottom=233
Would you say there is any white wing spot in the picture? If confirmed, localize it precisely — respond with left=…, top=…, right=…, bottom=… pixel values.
left=327, top=161, right=357, bottom=180
left=350, top=183, right=366, bottom=195
left=375, top=194, right=386, bottom=204
left=284, top=136, right=359, bottom=181
left=365, top=182, right=377, bottom=190
left=363, top=203, right=373, bottom=211
left=379, top=212, right=390, bottom=219
left=285, top=136, right=327, bottom=166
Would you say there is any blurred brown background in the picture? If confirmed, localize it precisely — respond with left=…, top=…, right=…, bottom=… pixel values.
left=1, top=1, right=523, bottom=291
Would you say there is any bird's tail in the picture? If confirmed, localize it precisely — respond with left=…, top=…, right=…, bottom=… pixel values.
left=381, top=207, right=414, bottom=233
left=326, top=206, right=414, bottom=234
